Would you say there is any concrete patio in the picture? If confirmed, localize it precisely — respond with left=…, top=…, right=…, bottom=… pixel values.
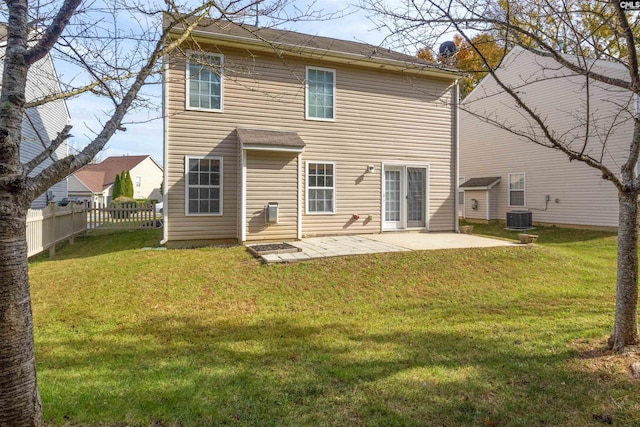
left=256, top=232, right=517, bottom=264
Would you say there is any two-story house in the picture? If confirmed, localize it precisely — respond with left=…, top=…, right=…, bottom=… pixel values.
left=162, top=21, right=460, bottom=246
left=460, top=47, right=633, bottom=229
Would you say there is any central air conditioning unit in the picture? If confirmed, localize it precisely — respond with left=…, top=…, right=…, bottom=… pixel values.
left=506, top=210, right=533, bottom=229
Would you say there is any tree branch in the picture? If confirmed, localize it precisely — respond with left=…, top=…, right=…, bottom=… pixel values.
left=437, top=9, right=624, bottom=189
left=24, top=0, right=82, bottom=65
left=25, top=4, right=216, bottom=201
left=22, top=124, right=72, bottom=175
left=614, top=2, right=640, bottom=182
left=24, top=74, right=135, bottom=109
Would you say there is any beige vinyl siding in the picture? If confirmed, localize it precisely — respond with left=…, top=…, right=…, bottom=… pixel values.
left=461, top=49, right=627, bottom=228
left=166, top=45, right=455, bottom=243
left=245, top=151, right=298, bottom=241
left=130, top=157, right=163, bottom=201
left=464, top=190, right=486, bottom=220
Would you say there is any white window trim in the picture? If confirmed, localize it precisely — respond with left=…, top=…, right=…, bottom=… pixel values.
left=458, top=175, right=465, bottom=206
left=381, top=162, right=430, bottom=232
left=305, top=66, right=336, bottom=122
left=185, top=51, right=224, bottom=113
left=306, top=160, right=336, bottom=215
left=135, top=176, right=141, bottom=188
left=508, top=172, right=526, bottom=207
left=184, top=155, right=224, bottom=216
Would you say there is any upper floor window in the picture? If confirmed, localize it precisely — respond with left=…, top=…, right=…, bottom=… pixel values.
left=186, top=52, right=223, bottom=112
left=508, top=173, right=526, bottom=207
left=135, top=176, right=141, bottom=187
left=306, top=66, right=335, bottom=121
left=185, top=156, right=223, bottom=215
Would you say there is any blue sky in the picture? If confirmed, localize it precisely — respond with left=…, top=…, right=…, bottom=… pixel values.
left=62, top=2, right=397, bottom=165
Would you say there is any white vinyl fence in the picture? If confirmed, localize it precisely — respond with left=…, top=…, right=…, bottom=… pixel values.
left=26, top=201, right=87, bottom=258
left=87, top=201, right=159, bottom=230
left=26, top=201, right=161, bottom=258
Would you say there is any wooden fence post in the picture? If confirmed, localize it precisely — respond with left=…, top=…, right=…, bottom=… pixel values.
left=70, top=202, right=75, bottom=245
left=48, top=201, right=56, bottom=258
left=85, top=200, right=89, bottom=236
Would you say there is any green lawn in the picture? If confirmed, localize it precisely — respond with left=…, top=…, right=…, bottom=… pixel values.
left=29, top=227, right=639, bottom=426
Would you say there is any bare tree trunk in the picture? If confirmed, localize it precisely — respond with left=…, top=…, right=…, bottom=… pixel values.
left=0, top=194, right=43, bottom=426
left=609, top=190, right=640, bottom=351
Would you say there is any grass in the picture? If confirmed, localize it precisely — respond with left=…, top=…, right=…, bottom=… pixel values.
left=29, top=227, right=640, bottom=426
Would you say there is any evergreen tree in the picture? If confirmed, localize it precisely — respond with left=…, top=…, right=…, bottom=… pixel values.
left=124, top=170, right=134, bottom=198
left=112, top=173, right=122, bottom=200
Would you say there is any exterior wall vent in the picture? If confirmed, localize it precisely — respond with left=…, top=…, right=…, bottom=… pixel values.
left=506, top=210, right=532, bottom=229
left=266, top=202, right=279, bottom=223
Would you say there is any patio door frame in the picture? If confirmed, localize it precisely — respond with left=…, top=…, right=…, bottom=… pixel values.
left=381, top=162, right=429, bottom=232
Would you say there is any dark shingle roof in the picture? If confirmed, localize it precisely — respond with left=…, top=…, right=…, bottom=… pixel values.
left=460, top=177, right=502, bottom=189
left=169, top=19, right=458, bottom=75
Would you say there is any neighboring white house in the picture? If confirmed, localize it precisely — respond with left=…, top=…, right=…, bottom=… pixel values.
left=460, top=47, right=634, bottom=228
left=68, top=155, right=162, bottom=204
left=0, top=24, right=71, bottom=208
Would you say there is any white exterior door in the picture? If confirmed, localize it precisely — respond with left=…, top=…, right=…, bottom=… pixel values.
left=383, top=167, right=404, bottom=230
left=383, top=165, right=428, bottom=230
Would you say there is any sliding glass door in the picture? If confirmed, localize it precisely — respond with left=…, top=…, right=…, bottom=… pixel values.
left=383, top=165, right=428, bottom=230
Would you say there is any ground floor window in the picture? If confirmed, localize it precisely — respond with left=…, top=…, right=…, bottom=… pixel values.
left=306, top=161, right=335, bottom=214
left=185, top=156, right=223, bottom=215
left=508, top=172, right=525, bottom=207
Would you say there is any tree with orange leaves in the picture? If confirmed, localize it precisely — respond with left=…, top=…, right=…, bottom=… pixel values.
left=418, top=33, right=505, bottom=97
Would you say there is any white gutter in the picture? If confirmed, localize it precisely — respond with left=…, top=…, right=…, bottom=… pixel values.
left=160, top=55, right=169, bottom=245
left=297, top=153, right=302, bottom=240
left=241, top=150, right=247, bottom=242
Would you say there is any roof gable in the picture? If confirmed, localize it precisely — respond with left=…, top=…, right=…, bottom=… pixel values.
left=73, top=155, right=151, bottom=192
left=460, top=177, right=501, bottom=189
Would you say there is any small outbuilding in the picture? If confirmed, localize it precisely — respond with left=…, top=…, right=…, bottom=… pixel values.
left=460, top=177, right=501, bottom=221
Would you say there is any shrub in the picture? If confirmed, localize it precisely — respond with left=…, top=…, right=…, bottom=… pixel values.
left=123, top=171, right=134, bottom=198
left=112, top=173, right=123, bottom=200
left=109, top=196, right=136, bottom=219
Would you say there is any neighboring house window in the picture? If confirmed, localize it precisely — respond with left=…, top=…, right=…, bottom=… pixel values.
left=135, top=176, right=141, bottom=188
left=307, top=162, right=336, bottom=214
left=185, top=156, right=223, bottom=215
left=186, top=52, right=223, bottom=111
left=306, top=66, right=335, bottom=121
left=634, top=93, right=640, bottom=117
left=508, top=173, right=526, bottom=207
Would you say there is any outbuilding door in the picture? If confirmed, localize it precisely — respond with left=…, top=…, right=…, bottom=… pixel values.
left=383, top=165, right=428, bottom=230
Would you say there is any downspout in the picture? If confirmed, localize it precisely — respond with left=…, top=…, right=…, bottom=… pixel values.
left=486, top=190, right=490, bottom=220
left=160, top=55, right=169, bottom=245
left=241, top=149, right=247, bottom=242
left=297, top=152, right=302, bottom=240
left=454, top=80, right=460, bottom=233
